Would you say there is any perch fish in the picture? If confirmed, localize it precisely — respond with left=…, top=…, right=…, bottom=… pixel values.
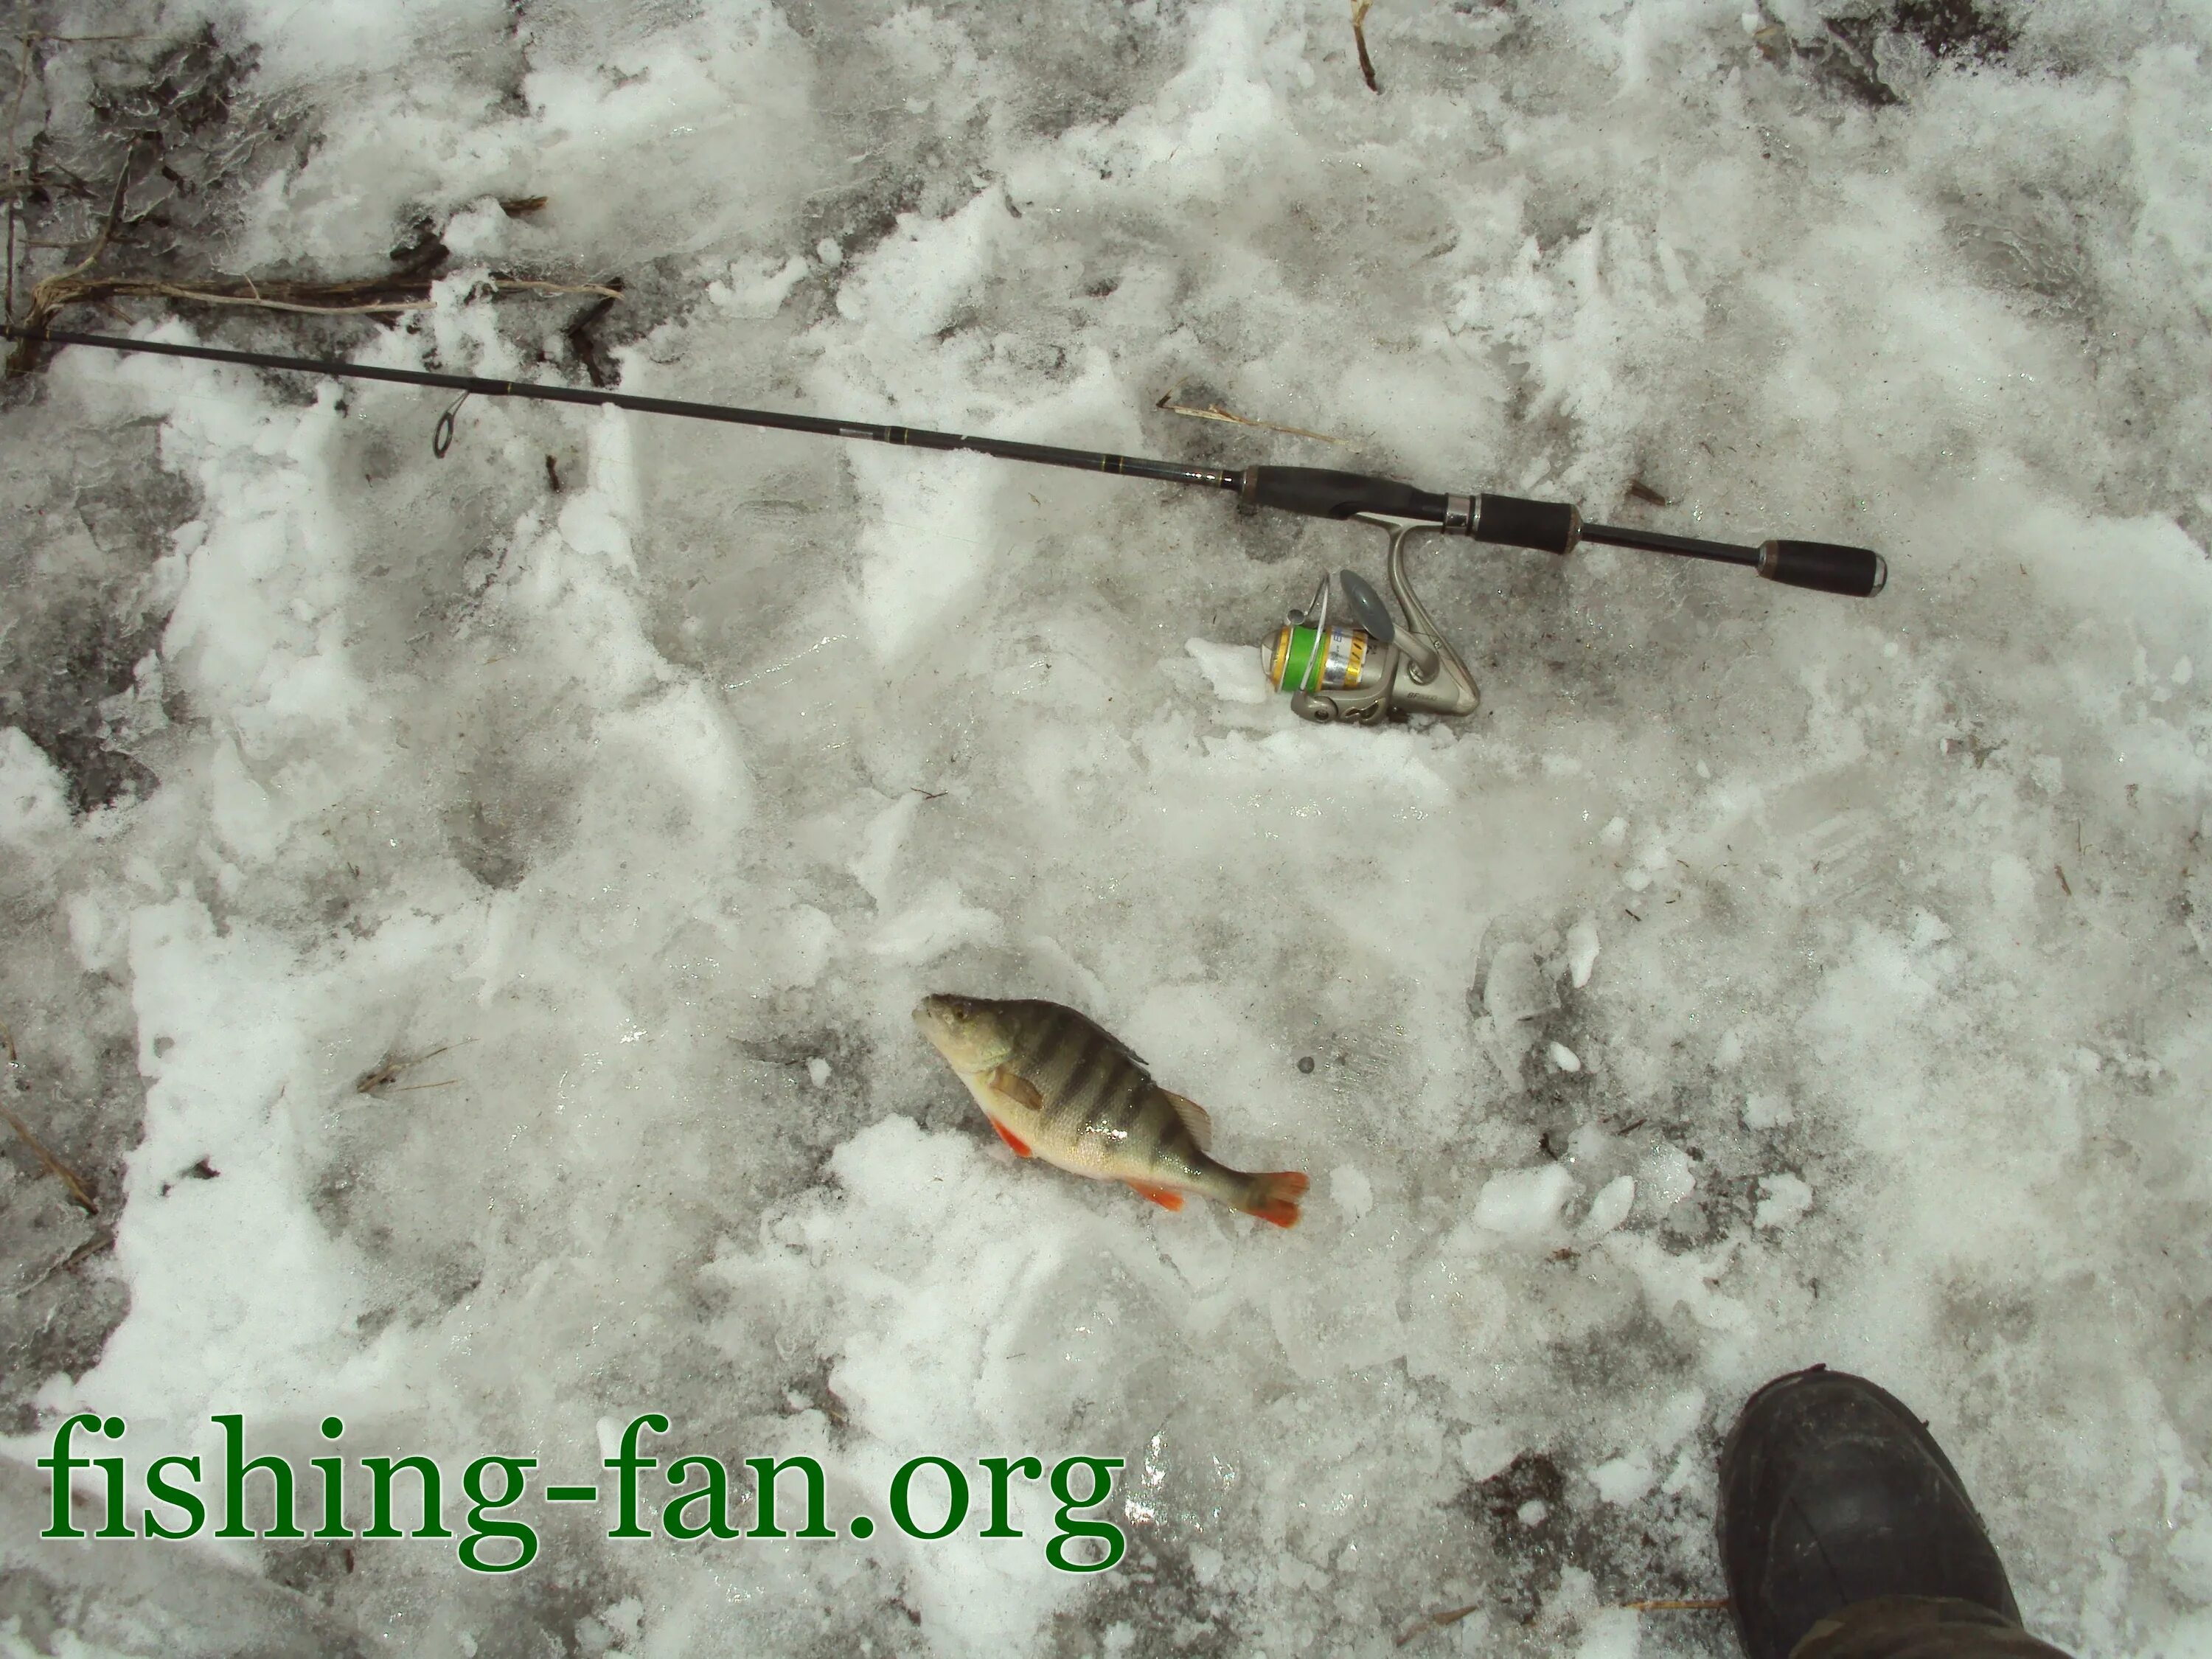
left=914, top=993, right=1307, bottom=1228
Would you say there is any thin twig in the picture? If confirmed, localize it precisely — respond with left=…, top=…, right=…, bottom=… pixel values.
left=0, top=1105, right=97, bottom=1215
left=1154, top=389, right=1347, bottom=445
left=1352, top=1, right=1382, bottom=94
left=18, top=1228, right=113, bottom=1295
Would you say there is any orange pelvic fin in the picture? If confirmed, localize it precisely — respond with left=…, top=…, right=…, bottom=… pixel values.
left=989, top=1119, right=1032, bottom=1158
left=1126, top=1180, right=1185, bottom=1211
left=1245, top=1171, right=1309, bottom=1228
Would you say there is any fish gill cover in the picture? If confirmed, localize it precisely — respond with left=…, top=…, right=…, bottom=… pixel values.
left=0, top=1, right=2208, bottom=1656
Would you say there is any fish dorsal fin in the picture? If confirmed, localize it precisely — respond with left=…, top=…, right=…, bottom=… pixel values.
left=1016, top=1001, right=1148, bottom=1072
left=1107, top=1033, right=1150, bottom=1071
left=1161, top=1090, right=1211, bottom=1151
left=1074, top=1008, right=1148, bottom=1071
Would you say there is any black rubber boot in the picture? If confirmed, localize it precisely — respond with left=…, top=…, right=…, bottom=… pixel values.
left=1718, top=1366, right=2023, bottom=1659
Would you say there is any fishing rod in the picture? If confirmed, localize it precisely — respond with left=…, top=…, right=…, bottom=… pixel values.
left=3, top=321, right=1886, bottom=726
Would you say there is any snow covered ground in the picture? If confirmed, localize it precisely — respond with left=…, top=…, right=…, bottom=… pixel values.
left=2, top=1, right=2209, bottom=1655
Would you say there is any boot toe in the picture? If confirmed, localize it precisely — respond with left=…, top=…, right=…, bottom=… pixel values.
left=1718, top=1368, right=2020, bottom=1659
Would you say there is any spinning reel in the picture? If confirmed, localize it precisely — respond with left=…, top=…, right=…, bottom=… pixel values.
left=1259, top=519, right=1480, bottom=724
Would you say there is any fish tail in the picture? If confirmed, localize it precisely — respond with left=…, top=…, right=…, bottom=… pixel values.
left=1240, top=1170, right=1309, bottom=1229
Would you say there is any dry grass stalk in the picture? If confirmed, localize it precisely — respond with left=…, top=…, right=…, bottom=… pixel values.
left=1154, top=389, right=1347, bottom=445
left=37, top=269, right=618, bottom=316
left=8, top=268, right=621, bottom=375
left=355, top=1039, right=470, bottom=1098
left=1352, top=1, right=1382, bottom=93
left=0, top=1105, right=97, bottom=1215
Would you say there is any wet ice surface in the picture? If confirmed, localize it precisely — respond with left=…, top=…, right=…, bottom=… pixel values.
left=2, top=1, right=2210, bottom=1655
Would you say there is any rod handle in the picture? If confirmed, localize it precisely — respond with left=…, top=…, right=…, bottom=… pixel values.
left=1757, top=540, right=1888, bottom=597
left=1473, top=493, right=1581, bottom=554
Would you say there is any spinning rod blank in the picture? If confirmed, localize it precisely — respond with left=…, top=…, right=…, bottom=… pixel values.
left=1, top=324, right=1886, bottom=599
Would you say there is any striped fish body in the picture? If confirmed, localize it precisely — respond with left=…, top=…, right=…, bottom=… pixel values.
left=913, top=995, right=1306, bottom=1228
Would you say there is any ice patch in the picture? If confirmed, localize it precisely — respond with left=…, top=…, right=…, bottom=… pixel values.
left=1743, top=1093, right=1795, bottom=1129
left=1331, top=1164, right=1374, bottom=1222
left=1576, top=1607, right=1642, bottom=1659
left=1473, top=1164, right=1574, bottom=1242
left=706, top=253, right=812, bottom=319
left=850, top=452, right=1001, bottom=663
left=1459, top=1424, right=1519, bottom=1481
left=1755, top=1173, right=1815, bottom=1231
left=0, top=730, right=70, bottom=845
left=1185, top=637, right=1270, bottom=704
left=1564, top=914, right=1601, bottom=988
left=868, top=881, right=1004, bottom=963
left=1589, top=1450, right=1656, bottom=1505
left=1579, top=1176, right=1636, bottom=1242
left=1638, top=1144, right=1697, bottom=1213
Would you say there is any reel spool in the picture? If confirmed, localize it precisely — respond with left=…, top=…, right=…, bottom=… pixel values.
left=1258, top=521, right=1480, bottom=725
